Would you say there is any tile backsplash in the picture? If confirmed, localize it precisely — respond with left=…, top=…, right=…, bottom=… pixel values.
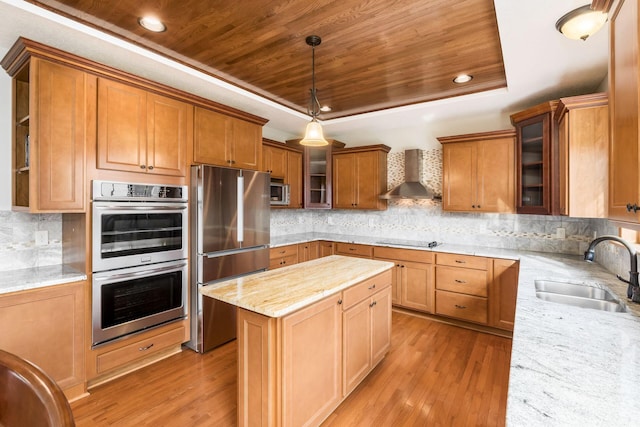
left=0, top=211, right=62, bottom=271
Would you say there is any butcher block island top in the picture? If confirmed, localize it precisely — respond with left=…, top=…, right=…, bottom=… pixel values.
left=200, top=255, right=394, bottom=317
left=202, top=255, right=394, bottom=427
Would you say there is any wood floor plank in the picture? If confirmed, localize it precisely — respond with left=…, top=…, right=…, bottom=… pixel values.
left=71, top=311, right=511, bottom=426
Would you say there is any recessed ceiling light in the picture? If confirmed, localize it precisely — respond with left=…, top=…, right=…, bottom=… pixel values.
left=138, top=16, right=166, bottom=33
left=453, top=74, right=473, bottom=84
left=320, top=105, right=332, bottom=112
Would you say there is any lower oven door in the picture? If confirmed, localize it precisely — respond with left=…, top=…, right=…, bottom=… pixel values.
left=92, top=259, right=188, bottom=346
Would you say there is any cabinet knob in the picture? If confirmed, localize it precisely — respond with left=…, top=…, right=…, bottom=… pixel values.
left=227, top=160, right=232, bottom=164
left=369, top=301, right=377, bottom=308
left=337, top=299, right=343, bottom=305
left=231, top=160, right=236, bottom=164
left=368, top=284, right=376, bottom=290
left=477, top=205, right=481, bottom=208
left=454, top=304, right=467, bottom=309
left=140, top=164, right=146, bottom=169
left=472, top=205, right=476, bottom=208
left=627, top=203, right=639, bottom=213
left=148, top=165, right=154, bottom=170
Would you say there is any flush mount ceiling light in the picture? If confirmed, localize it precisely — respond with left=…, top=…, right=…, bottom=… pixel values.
left=300, top=35, right=329, bottom=147
left=138, top=16, right=166, bottom=33
left=453, top=74, right=473, bottom=84
left=555, top=5, right=607, bottom=41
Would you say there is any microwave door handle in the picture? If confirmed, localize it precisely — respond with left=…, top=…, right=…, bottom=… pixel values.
left=237, top=175, right=244, bottom=243
left=93, top=262, right=187, bottom=281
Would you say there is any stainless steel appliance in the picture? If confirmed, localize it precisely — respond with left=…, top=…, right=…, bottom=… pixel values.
left=270, top=181, right=290, bottom=206
left=91, top=180, right=189, bottom=346
left=187, top=165, right=270, bottom=353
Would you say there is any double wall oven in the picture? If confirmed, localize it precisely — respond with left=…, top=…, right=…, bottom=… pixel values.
left=91, top=180, right=188, bottom=346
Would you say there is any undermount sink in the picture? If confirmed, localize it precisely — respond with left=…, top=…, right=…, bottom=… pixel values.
left=534, top=280, right=626, bottom=313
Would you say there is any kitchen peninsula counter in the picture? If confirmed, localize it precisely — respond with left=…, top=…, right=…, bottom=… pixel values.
left=201, top=255, right=394, bottom=427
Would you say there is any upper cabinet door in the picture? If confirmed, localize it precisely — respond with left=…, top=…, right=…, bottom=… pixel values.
left=476, top=137, right=515, bottom=213
left=146, top=93, right=192, bottom=177
left=97, top=78, right=147, bottom=173
left=608, top=0, right=640, bottom=223
left=442, top=142, right=475, bottom=211
left=230, top=118, right=262, bottom=170
left=332, top=153, right=356, bottom=209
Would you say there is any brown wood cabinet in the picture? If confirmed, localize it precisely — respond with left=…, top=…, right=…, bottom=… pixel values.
left=97, top=78, right=192, bottom=177
left=0, top=281, right=86, bottom=400
left=510, top=101, right=559, bottom=215
left=373, top=246, right=434, bottom=312
left=603, top=0, right=640, bottom=224
left=269, top=244, right=299, bottom=269
left=3, top=53, right=90, bottom=212
left=342, top=283, right=391, bottom=396
left=435, top=253, right=491, bottom=325
left=298, top=241, right=319, bottom=261
left=263, top=139, right=304, bottom=209
left=332, top=145, right=390, bottom=210
left=319, top=240, right=335, bottom=257
left=490, top=259, right=519, bottom=331
left=556, top=93, right=609, bottom=218
left=194, top=106, right=262, bottom=170
left=439, top=130, right=515, bottom=213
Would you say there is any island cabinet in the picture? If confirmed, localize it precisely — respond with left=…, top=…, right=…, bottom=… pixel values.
left=434, top=253, right=492, bottom=325
left=194, top=106, right=263, bottom=170
left=438, top=130, right=516, bottom=213
left=489, top=259, right=519, bottom=331
left=1, top=47, right=91, bottom=212
left=269, top=244, right=299, bottom=269
left=262, top=139, right=304, bottom=209
left=0, top=281, right=86, bottom=400
left=510, top=101, right=559, bottom=215
left=332, top=145, right=390, bottom=210
left=96, top=77, right=192, bottom=177
left=555, top=93, right=609, bottom=218
left=600, top=0, right=640, bottom=224
left=373, top=246, right=434, bottom=312
left=202, top=256, right=393, bottom=427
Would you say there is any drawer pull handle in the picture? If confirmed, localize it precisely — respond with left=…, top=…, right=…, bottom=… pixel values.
left=454, top=279, right=466, bottom=284
left=455, top=260, right=466, bottom=264
left=349, top=248, right=357, bottom=251
left=368, top=284, right=376, bottom=290
left=454, top=304, right=467, bottom=309
left=279, top=250, right=286, bottom=254
left=370, top=301, right=377, bottom=308
left=139, top=343, right=154, bottom=351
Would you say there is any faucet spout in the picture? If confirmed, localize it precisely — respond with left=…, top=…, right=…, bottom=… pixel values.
left=584, top=235, right=639, bottom=301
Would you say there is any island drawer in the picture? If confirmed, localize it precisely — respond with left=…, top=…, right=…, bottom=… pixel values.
left=435, top=266, right=489, bottom=297
left=342, top=269, right=392, bottom=309
left=435, top=290, right=487, bottom=324
left=373, top=246, right=434, bottom=263
left=335, top=243, right=373, bottom=258
left=436, top=253, right=489, bottom=270
left=96, top=325, right=185, bottom=374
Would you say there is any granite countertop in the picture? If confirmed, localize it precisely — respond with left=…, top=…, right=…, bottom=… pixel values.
left=200, top=255, right=394, bottom=317
left=0, top=264, right=87, bottom=295
left=271, top=233, right=640, bottom=426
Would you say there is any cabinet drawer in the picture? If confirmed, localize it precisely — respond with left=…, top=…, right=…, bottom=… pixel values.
left=342, top=270, right=392, bottom=310
left=335, top=243, right=373, bottom=258
left=435, top=290, right=487, bottom=324
left=270, top=245, right=298, bottom=259
left=373, top=247, right=434, bottom=264
left=436, top=252, right=488, bottom=270
left=270, top=254, right=298, bottom=269
left=96, top=325, right=185, bottom=374
left=435, top=266, right=488, bottom=297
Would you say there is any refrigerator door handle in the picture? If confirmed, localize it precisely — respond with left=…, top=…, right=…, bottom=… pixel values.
left=237, top=175, right=244, bottom=243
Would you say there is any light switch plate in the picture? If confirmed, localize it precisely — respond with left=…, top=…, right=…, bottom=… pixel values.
left=35, top=230, right=48, bottom=246
left=556, top=227, right=566, bottom=239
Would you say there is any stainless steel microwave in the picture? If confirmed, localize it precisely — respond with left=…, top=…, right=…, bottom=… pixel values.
left=270, top=182, right=290, bottom=206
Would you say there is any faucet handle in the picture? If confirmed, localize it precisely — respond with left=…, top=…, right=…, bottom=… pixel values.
left=617, top=274, right=634, bottom=298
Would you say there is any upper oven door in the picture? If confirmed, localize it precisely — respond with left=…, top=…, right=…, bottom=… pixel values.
left=92, top=201, right=188, bottom=272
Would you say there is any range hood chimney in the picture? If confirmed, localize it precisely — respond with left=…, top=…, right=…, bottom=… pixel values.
left=380, top=149, right=434, bottom=200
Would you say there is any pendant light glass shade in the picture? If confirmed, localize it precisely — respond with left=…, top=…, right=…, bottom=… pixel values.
left=300, top=35, right=329, bottom=146
left=300, top=118, right=328, bottom=146
left=556, top=5, right=607, bottom=41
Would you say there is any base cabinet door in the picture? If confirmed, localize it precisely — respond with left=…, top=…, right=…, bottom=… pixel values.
left=400, top=261, right=433, bottom=312
left=282, top=294, right=342, bottom=427
left=370, top=286, right=392, bottom=365
left=0, top=281, right=86, bottom=399
left=489, top=259, right=519, bottom=331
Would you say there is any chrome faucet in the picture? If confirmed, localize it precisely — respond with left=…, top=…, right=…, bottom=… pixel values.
left=584, top=235, right=640, bottom=303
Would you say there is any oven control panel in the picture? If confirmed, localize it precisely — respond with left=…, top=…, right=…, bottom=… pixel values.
left=92, top=180, right=188, bottom=201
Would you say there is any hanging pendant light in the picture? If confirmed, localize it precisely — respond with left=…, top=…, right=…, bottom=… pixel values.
left=300, top=35, right=329, bottom=147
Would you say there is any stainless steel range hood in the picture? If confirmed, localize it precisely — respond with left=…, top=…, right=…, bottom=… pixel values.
left=380, top=149, right=434, bottom=200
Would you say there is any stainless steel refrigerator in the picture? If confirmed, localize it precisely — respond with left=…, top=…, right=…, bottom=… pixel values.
left=187, top=165, right=270, bottom=353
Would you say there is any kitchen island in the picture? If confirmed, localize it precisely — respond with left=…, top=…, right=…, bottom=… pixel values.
left=201, top=255, right=394, bottom=427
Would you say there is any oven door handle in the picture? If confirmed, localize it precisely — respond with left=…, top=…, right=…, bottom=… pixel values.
left=93, top=205, right=187, bottom=211
left=93, top=262, right=187, bottom=282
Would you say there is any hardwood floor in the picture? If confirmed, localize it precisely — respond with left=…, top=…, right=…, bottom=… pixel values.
left=71, top=311, right=512, bottom=426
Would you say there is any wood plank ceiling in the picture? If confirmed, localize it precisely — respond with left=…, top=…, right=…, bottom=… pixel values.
left=27, top=0, right=506, bottom=120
